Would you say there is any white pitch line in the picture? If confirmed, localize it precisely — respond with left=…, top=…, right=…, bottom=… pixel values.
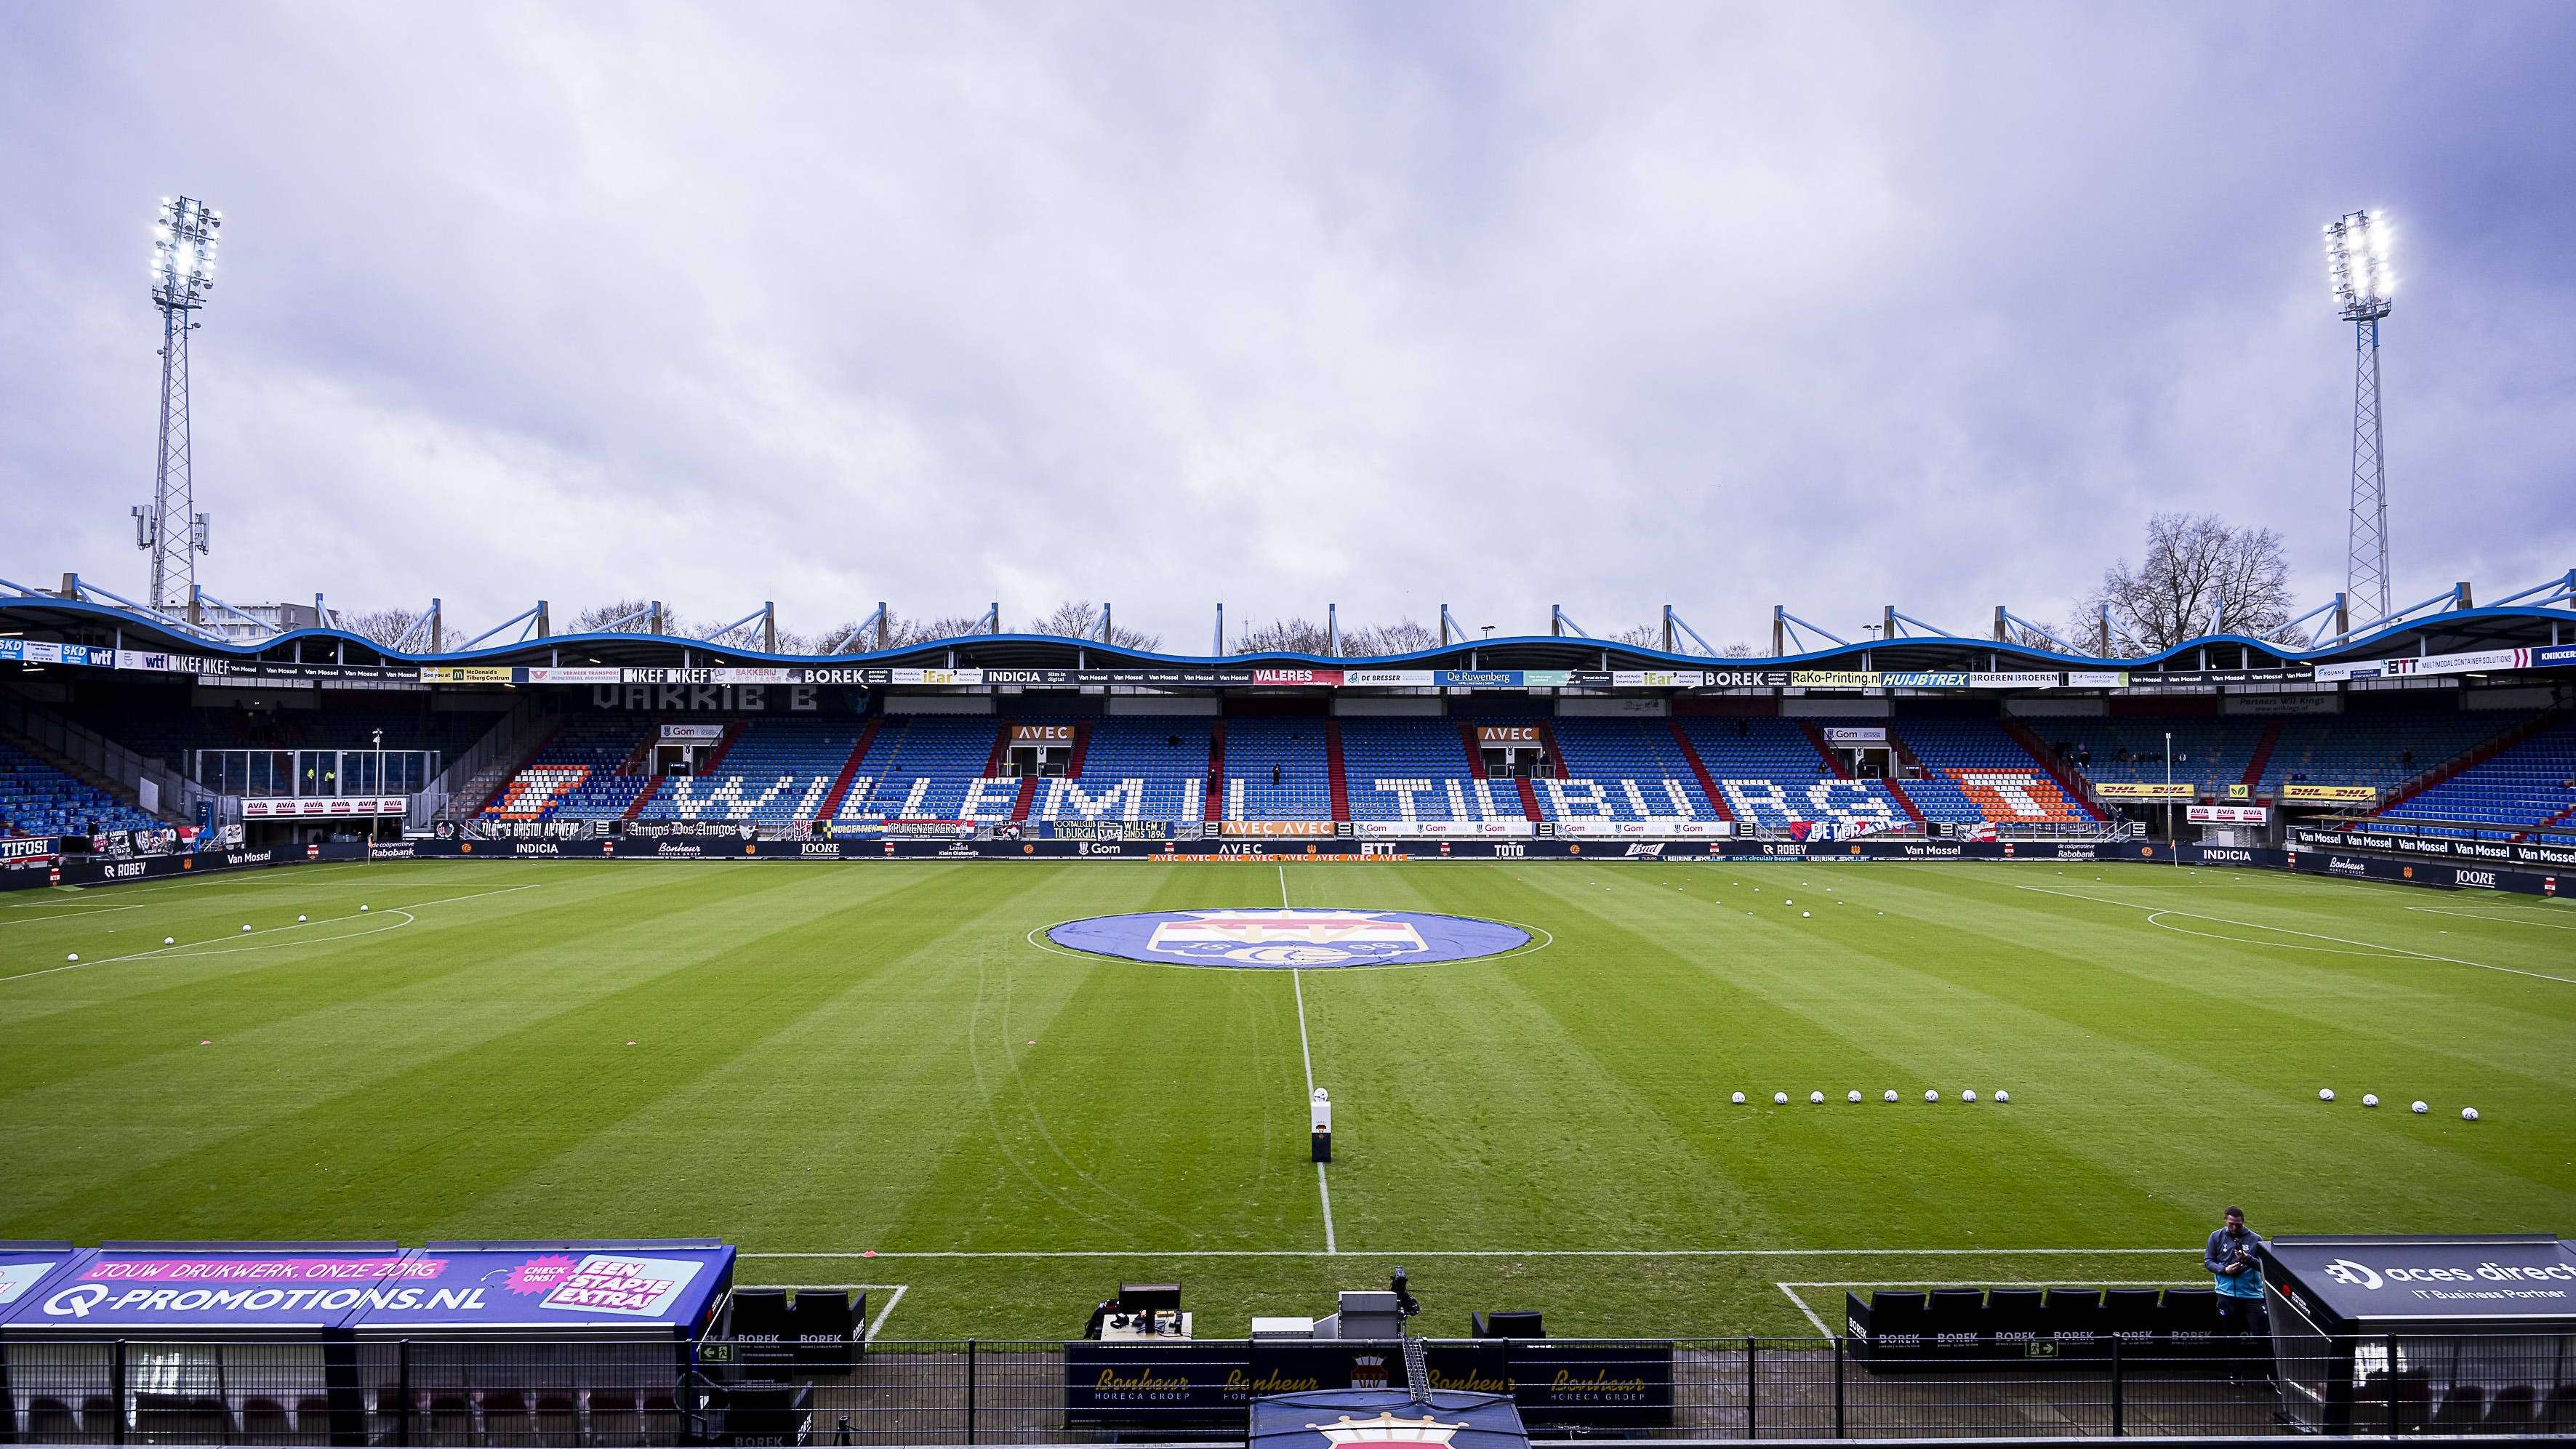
left=715, top=1283, right=910, bottom=1343
left=2011, top=881, right=2576, bottom=987
left=0, top=882, right=542, bottom=987
left=743, top=1246, right=2190, bottom=1260
left=0, top=904, right=145, bottom=926
left=1293, top=966, right=1335, bottom=1255
left=2404, top=905, right=2576, bottom=932
left=866, top=1284, right=907, bottom=1342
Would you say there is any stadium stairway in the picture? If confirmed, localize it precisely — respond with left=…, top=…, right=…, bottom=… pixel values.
left=2260, top=706, right=2512, bottom=800
left=1882, top=777, right=1927, bottom=828
left=1341, top=716, right=1506, bottom=824
left=2519, top=800, right=2576, bottom=843
left=1325, top=721, right=1350, bottom=822
left=1218, top=718, right=1332, bottom=820
left=1796, top=721, right=1853, bottom=779
left=1679, top=716, right=1908, bottom=835
left=1543, top=718, right=1722, bottom=821
left=0, top=738, right=164, bottom=838
left=2239, top=719, right=2285, bottom=796
left=1999, top=716, right=2108, bottom=821
left=1893, top=717, right=2087, bottom=827
left=2366, top=713, right=2576, bottom=841
left=2362, top=707, right=2565, bottom=816
left=483, top=715, right=660, bottom=820
left=0, top=724, right=166, bottom=827
left=816, top=718, right=883, bottom=820
left=1665, top=721, right=1735, bottom=822
left=1203, top=719, right=1224, bottom=822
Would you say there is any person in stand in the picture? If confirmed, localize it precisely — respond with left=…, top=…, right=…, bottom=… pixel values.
left=2205, top=1205, right=2268, bottom=1384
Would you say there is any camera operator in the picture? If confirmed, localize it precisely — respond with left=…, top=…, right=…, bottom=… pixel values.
left=2204, top=1205, right=2268, bottom=1385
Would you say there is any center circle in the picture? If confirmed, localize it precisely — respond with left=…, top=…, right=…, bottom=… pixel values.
left=1046, top=907, right=1531, bottom=969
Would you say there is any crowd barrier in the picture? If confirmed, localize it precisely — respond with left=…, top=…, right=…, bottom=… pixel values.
left=364, top=837, right=2264, bottom=865
left=0, top=840, right=366, bottom=892
left=11, top=1331, right=2562, bottom=1445
left=12, top=831, right=2561, bottom=900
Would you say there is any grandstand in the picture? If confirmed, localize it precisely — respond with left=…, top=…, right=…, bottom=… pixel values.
left=0, top=739, right=160, bottom=838
left=2366, top=715, right=2576, bottom=843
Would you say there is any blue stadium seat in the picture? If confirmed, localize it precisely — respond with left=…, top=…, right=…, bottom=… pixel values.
left=0, top=741, right=162, bottom=838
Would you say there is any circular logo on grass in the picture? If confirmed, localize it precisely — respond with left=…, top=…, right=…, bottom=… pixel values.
left=1048, top=908, right=1528, bottom=968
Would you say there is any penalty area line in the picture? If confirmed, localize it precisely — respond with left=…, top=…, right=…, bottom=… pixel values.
left=2010, top=881, right=2576, bottom=987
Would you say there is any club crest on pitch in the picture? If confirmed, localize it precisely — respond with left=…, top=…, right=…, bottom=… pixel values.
left=1048, top=908, right=1528, bottom=968
left=1147, top=909, right=1429, bottom=965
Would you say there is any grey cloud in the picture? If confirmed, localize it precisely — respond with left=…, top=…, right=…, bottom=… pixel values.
left=2, top=1, right=2569, bottom=649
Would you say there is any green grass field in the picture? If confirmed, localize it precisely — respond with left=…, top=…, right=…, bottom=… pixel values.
left=3, top=858, right=2569, bottom=1341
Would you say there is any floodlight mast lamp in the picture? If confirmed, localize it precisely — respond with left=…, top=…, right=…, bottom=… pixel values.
left=2326, top=209, right=2394, bottom=619
left=137, top=196, right=220, bottom=616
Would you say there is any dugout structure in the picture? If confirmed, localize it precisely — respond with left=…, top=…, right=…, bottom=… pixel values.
left=0, top=1240, right=733, bottom=1447
left=2258, top=1233, right=2576, bottom=1434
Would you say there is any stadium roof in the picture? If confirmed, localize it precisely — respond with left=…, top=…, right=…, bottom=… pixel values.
left=4, top=574, right=2573, bottom=686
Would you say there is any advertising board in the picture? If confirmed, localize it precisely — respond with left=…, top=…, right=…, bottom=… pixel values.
left=240, top=796, right=407, bottom=818
left=2281, top=783, right=2377, bottom=803
left=2186, top=804, right=2269, bottom=824
left=2093, top=782, right=2194, bottom=800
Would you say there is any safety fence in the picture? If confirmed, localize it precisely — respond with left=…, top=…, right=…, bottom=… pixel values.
left=7, top=1333, right=2572, bottom=1444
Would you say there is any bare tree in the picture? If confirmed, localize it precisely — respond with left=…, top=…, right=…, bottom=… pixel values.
left=1613, top=622, right=1665, bottom=649
left=1024, top=599, right=1161, bottom=650
left=883, top=609, right=990, bottom=647
left=342, top=607, right=426, bottom=649
left=1341, top=619, right=1440, bottom=657
left=572, top=598, right=675, bottom=633
left=2079, top=513, right=2298, bottom=655
left=1720, top=641, right=1759, bottom=658
left=1231, top=617, right=1336, bottom=654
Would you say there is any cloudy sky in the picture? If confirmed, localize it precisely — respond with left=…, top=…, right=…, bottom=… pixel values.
left=4, top=2, right=2570, bottom=653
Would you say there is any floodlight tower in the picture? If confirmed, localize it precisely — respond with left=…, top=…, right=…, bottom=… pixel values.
left=2324, top=209, right=2394, bottom=619
left=135, top=196, right=221, bottom=615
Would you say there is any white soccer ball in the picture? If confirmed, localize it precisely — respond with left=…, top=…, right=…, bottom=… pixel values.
left=2412, top=1100, right=2428, bottom=1115
left=1773, top=1092, right=1789, bottom=1105
left=1730, top=1091, right=1745, bottom=1105
left=1785, top=899, right=1794, bottom=905
left=1810, top=1091, right=1825, bottom=1104
left=297, top=915, right=308, bottom=923
left=1801, top=911, right=1810, bottom=918
left=360, top=905, right=370, bottom=912
left=1963, top=1089, right=1978, bottom=1103
left=1847, top=1090, right=1863, bottom=1103
left=2320, top=1088, right=2335, bottom=1102
left=1925, top=1090, right=1940, bottom=1103
left=163, top=937, right=174, bottom=945
left=2362, top=1094, right=2378, bottom=1107
left=2462, top=1107, right=2479, bottom=1122
left=65, top=953, right=76, bottom=962
left=241, top=923, right=252, bottom=932
left=1883, top=1090, right=1898, bottom=1103
left=1994, top=1090, right=2010, bottom=1103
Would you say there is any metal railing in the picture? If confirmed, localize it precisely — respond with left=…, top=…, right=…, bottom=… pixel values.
left=5, top=1333, right=2569, bottom=1445
left=414, top=697, right=553, bottom=829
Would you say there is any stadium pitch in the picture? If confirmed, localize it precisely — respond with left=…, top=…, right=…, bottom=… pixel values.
left=2, top=859, right=2569, bottom=1339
